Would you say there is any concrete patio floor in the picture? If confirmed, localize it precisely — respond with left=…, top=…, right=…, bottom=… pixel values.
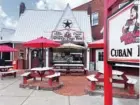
left=0, top=74, right=139, bottom=105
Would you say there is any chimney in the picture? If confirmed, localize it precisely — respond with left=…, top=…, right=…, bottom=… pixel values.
left=87, top=4, right=92, bottom=15
left=87, top=4, right=92, bottom=24
left=19, top=2, right=26, bottom=17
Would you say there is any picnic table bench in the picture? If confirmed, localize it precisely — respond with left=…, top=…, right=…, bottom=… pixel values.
left=21, top=72, right=35, bottom=84
left=21, top=67, right=55, bottom=84
left=53, top=64, right=87, bottom=74
left=46, top=72, right=61, bottom=86
left=0, top=70, right=17, bottom=80
left=126, top=77, right=137, bottom=94
left=87, top=74, right=98, bottom=90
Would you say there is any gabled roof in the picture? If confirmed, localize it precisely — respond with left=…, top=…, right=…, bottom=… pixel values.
left=55, top=4, right=81, bottom=31
left=11, top=7, right=92, bottom=43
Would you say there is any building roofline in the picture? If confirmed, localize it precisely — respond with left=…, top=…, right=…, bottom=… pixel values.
left=25, top=9, right=88, bottom=13
left=72, top=0, right=92, bottom=9
left=1, top=28, right=15, bottom=31
left=25, top=9, right=64, bottom=12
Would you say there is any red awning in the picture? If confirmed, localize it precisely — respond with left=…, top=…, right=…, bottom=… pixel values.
left=88, top=39, right=104, bottom=48
left=0, top=45, right=17, bottom=52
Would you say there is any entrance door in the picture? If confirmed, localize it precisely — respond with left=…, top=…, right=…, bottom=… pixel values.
left=31, top=49, right=42, bottom=68
left=96, top=49, right=104, bottom=71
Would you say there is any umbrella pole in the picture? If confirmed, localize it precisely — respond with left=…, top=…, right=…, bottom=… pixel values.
left=41, top=43, right=44, bottom=67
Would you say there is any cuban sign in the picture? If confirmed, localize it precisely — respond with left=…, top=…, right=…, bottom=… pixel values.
left=108, top=2, right=140, bottom=63
left=51, top=29, right=84, bottom=42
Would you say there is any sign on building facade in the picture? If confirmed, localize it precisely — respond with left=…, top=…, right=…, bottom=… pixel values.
left=51, top=4, right=84, bottom=43
left=108, top=2, right=140, bottom=63
left=51, top=29, right=84, bottom=42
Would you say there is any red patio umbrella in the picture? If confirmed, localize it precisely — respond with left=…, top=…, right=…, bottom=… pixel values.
left=23, top=36, right=60, bottom=67
left=0, top=45, right=17, bottom=52
left=23, top=36, right=60, bottom=48
left=0, top=45, right=18, bottom=60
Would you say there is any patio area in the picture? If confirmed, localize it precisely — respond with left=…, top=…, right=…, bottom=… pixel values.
left=17, top=70, right=139, bottom=98
left=0, top=71, right=139, bottom=105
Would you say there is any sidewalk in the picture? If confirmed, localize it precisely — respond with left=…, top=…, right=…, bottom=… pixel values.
left=0, top=75, right=139, bottom=105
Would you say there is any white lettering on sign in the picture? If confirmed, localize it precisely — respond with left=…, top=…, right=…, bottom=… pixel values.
left=51, top=30, right=84, bottom=42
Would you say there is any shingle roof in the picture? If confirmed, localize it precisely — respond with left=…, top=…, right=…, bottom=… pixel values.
left=11, top=9, right=92, bottom=43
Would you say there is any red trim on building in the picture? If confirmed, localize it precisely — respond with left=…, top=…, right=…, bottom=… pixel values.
left=88, top=39, right=104, bottom=48
left=88, top=43, right=104, bottom=48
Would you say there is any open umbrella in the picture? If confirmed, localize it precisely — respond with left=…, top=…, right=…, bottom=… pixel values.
left=0, top=45, right=17, bottom=52
left=0, top=45, right=18, bottom=60
left=58, top=43, right=86, bottom=49
left=23, top=36, right=60, bottom=48
left=23, top=36, right=60, bottom=67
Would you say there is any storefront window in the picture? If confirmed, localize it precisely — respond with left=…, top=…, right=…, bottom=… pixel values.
left=98, top=52, right=104, bottom=61
left=52, top=49, right=83, bottom=64
left=2, top=43, right=12, bottom=61
left=2, top=52, right=10, bottom=60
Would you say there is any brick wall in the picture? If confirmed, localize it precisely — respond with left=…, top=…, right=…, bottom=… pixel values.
left=73, top=0, right=104, bottom=40
left=109, top=0, right=129, bottom=15
left=14, top=43, right=27, bottom=69
left=14, top=43, right=47, bottom=69
left=14, top=43, right=26, bottom=60
left=73, top=0, right=130, bottom=40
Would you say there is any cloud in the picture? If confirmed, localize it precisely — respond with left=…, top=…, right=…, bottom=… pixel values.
left=36, top=0, right=91, bottom=10
left=0, top=6, right=17, bottom=29
left=36, top=0, right=48, bottom=10
left=0, top=6, right=7, bottom=18
left=3, top=17, right=18, bottom=29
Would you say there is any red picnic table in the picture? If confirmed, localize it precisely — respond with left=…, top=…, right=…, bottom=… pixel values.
left=21, top=67, right=61, bottom=87
left=0, top=66, right=17, bottom=79
left=87, top=70, right=137, bottom=94
left=30, top=67, right=54, bottom=81
left=0, top=66, right=13, bottom=72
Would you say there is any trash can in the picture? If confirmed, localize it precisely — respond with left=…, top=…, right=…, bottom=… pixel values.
left=89, top=62, right=95, bottom=70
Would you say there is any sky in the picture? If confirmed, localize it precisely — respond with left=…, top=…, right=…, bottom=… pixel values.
left=0, top=0, right=91, bottom=29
